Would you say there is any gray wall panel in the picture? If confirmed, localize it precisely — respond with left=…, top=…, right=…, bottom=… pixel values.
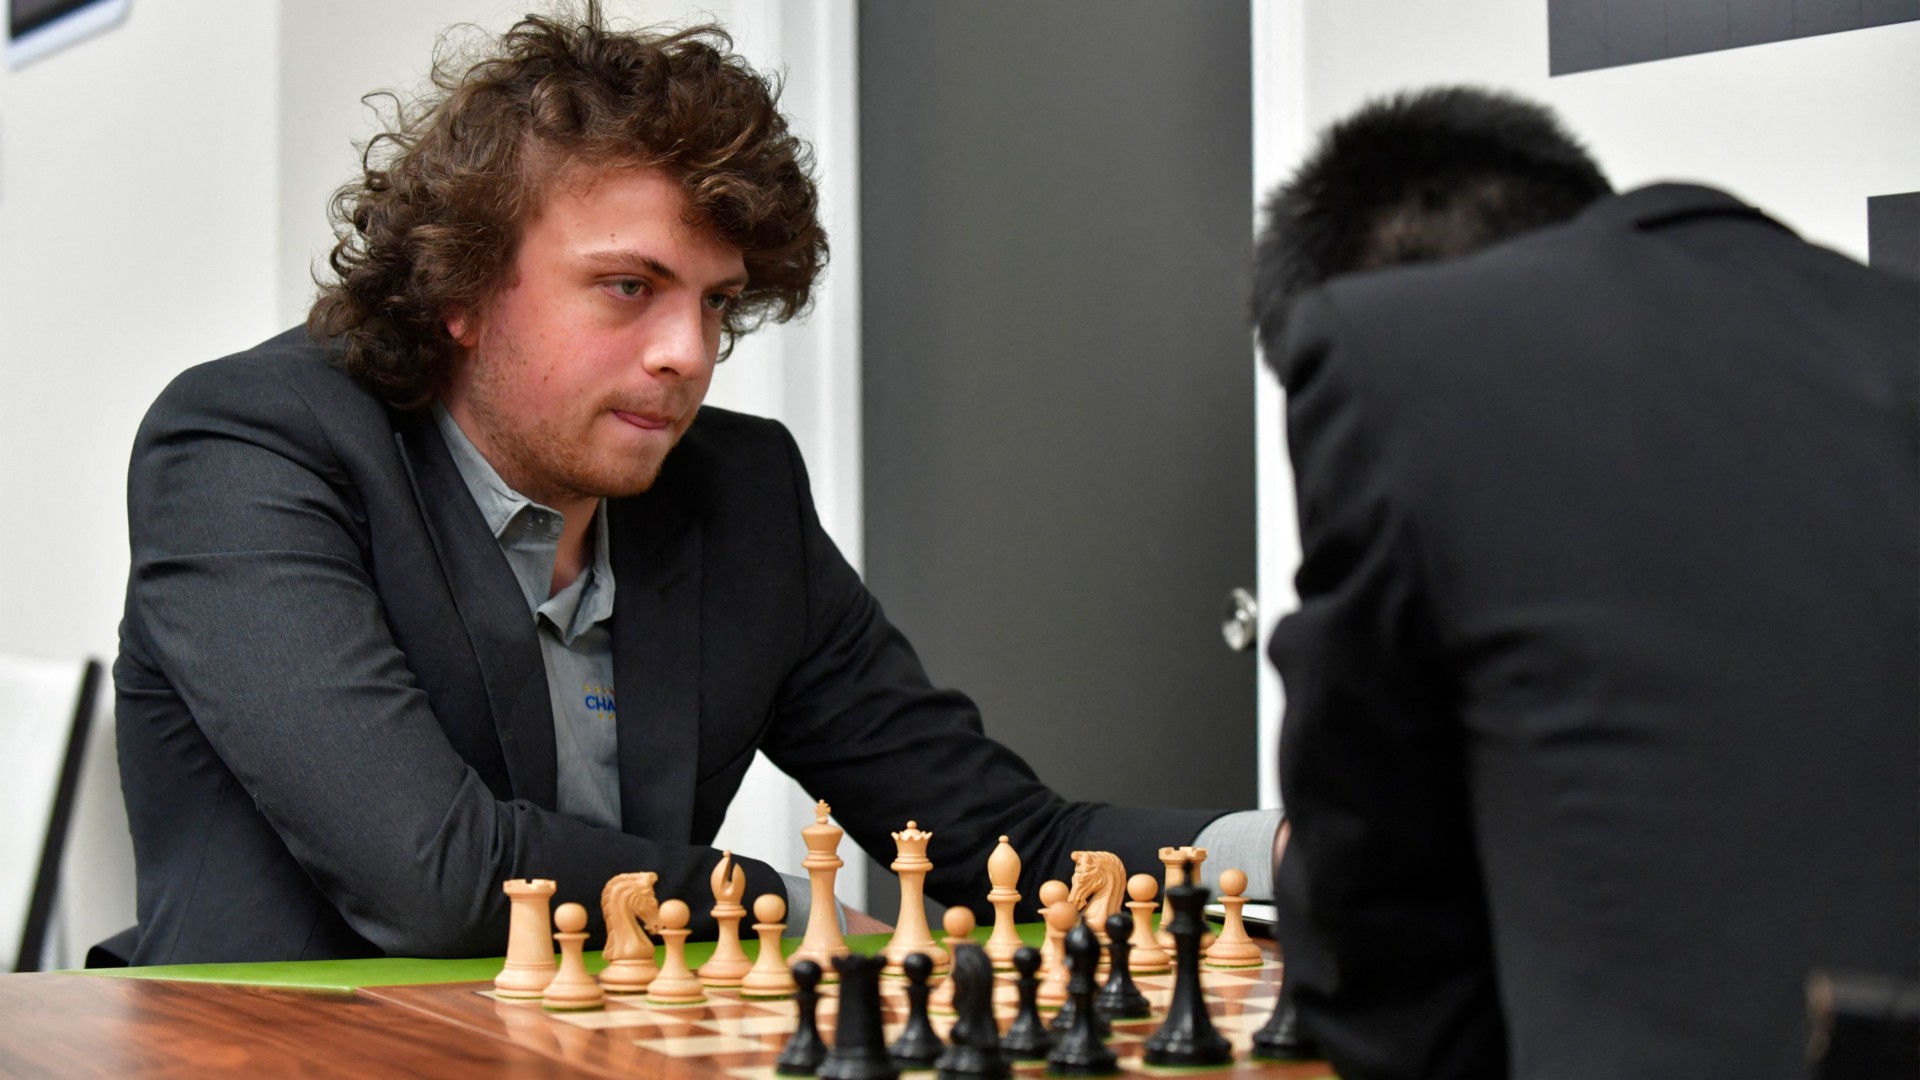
left=1552, top=0, right=1918, bottom=74
left=859, top=0, right=1257, bottom=827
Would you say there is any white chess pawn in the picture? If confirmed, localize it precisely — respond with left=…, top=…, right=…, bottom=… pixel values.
left=929, top=904, right=976, bottom=1014
left=542, top=902, right=605, bottom=1011
left=740, top=894, right=799, bottom=1000
left=1125, top=872, right=1171, bottom=974
left=1037, top=879, right=1070, bottom=975
left=647, top=899, right=707, bottom=1005
left=1204, top=868, right=1264, bottom=968
left=1036, top=899, right=1077, bottom=1010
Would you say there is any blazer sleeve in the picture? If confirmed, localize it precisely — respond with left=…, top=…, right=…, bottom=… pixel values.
left=122, top=357, right=777, bottom=958
left=753, top=426, right=1221, bottom=917
left=1267, top=291, right=1508, bottom=1079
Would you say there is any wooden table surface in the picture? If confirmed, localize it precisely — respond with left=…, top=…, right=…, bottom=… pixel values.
left=0, top=973, right=587, bottom=1079
left=0, top=937, right=1333, bottom=1080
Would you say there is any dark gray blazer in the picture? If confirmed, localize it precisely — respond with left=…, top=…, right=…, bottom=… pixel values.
left=1269, top=185, right=1919, bottom=1079
left=115, top=329, right=1217, bottom=964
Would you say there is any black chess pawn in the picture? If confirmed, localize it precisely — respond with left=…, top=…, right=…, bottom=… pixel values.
left=821, top=954, right=900, bottom=1080
left=776, top=959, right=830, bottom=1076
left=935, top=944, right=1009, bottom=1080
left=1250, top=979, right=1320, bottom=1062
left=999, top=946, right=1052, bottom=1061
left=1048, top=926, right=1111, bottom=1039
left=1046, top=923, right=1119, bottom=1076
left=889, top=952, right=945, bottom=1069
left=1142, top=865, right=1233, bottom=1068
left=1094, top=913, right=1152, bottom=1020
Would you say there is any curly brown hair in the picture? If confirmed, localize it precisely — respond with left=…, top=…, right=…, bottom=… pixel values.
left=308, top=3, right=827, bottom=410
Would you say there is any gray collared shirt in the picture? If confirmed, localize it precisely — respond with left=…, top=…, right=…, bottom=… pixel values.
left=434, top=407, right=822, bottom=931
left=434, top=406, right=623, bottom=831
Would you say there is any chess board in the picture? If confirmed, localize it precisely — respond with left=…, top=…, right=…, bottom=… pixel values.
left=364, top=960, right=1335, bottom=1079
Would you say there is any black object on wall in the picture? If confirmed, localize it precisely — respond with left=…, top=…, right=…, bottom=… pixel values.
left=10, top=0, right=105, bottom=39
left=1549, top=0, right=1919, bottom=75
left=858, top=0, right=1257, bottom=902
left=1868, top=193, right=1920, bottom=279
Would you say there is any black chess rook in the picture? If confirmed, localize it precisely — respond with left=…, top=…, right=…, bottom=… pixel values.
left=820, top=954, right=899, bottom=1080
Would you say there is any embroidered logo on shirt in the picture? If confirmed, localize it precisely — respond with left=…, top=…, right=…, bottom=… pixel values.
left=583, top=683, right=616, bottom=720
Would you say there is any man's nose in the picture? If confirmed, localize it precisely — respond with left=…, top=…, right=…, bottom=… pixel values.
left=642, top=299, right=714, bottom=381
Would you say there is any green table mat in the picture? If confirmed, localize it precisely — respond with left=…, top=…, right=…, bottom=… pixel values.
left=80, top=926, right=1069, bottom=993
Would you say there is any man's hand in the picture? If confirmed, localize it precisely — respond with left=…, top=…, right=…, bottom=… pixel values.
left=1272, top=817, right=1291, bottom=883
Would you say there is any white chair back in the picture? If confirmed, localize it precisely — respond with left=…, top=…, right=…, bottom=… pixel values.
left=0, top=654, right=100, bottom=971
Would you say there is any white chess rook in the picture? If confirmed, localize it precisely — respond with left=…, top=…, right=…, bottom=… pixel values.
left=494, top=878, right=558, bottom=999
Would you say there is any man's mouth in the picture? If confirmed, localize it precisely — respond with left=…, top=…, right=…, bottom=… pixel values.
left=612, top=409, right=675, bottom=431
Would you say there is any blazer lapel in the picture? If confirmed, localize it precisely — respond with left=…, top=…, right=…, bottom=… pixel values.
left=608, top=488, right=703, bottom=843
left=394, top=418, right=558, bottom=809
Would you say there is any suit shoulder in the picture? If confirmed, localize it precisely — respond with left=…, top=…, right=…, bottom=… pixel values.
left=135, top=328, right=395, bottom=485
left=148, top=327, right=385, bottom=429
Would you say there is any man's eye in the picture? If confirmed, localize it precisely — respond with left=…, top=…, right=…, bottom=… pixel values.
left=611, top=280, right=649, bottom=298
left=706, top=292, right=738, bottom=312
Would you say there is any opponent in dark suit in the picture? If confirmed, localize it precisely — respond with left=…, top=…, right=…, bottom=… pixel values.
left=111, top=14, right=1222, bottom=966
left=1256, top=89, right=1918, bottom=1078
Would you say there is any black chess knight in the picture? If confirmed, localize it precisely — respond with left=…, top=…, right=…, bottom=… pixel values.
left=935, top=944, right=1009, bottom=1080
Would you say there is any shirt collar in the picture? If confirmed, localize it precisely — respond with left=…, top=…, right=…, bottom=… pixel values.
left=433, top=402, right=618, bottom=642
left=432, top=403, right=539, bottom=540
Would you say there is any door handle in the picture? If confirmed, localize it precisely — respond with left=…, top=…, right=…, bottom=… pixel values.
left=1221, top=588, right=1258, bottom=652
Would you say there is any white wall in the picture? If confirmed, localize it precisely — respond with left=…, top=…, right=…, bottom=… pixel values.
left=1251, top=2, right=1920, bottom=807
left=0, top=0, right=282, bottom=962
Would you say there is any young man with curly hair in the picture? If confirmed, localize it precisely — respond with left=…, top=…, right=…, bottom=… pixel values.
left=108, top=6, right=1271, bottom=967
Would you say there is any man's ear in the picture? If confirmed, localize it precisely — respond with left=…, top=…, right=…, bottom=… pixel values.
left=445, top=307, right=480, bottom=348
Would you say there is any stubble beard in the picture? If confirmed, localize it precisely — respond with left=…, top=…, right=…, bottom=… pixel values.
left=464, top=339, right=680, bottom=507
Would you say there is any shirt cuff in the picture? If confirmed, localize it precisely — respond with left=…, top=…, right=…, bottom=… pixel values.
left=777, top=871, right=812, bottom=938
left=1191, top=809, right=1286, bottom=902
